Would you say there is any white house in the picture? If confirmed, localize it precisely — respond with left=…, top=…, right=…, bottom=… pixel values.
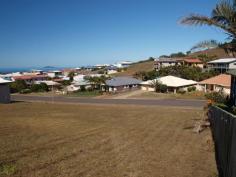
left=207, top=58, right=236, bottom=73
left=140, top=75, right=198, bottom=93
left=154, top=58, right=182, bottom=70
left=114, top=61, right=133, bottom=68
left=0, top=78, right=12, bottom=103
left=47, top=71, right=63, bottom=78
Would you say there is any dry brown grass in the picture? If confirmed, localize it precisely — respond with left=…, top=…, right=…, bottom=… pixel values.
left=114, top=61, right=154, bottom=76
left=131, top=91, right=206, bottom=100
left=0, top=102, right=216, bottom=177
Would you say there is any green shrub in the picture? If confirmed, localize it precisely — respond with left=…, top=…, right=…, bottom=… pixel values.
left=177, top=89, right=186, bottom=94
left=187, top=86, right=196, bottom=92
left=205, top=91, right=227, bottom=104
left=80, top=85, right=86, bottom=92
left=30, top=83, right=49, bottom=92
left=20, top=89, right=31, bottom=94
left=0, top=164, right=16, bottom=176
left=10, top=80, right=27, bottom=93
left=159, top=84, right=168, bottom=93
left=61, top=80, right=71, bottom=86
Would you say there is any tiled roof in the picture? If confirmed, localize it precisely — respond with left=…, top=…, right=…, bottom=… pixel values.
left=184, top=58, right=203, bottom=63
left=13, top=75, right=48, bottom=80
left=199, top=74, right=231, bottom=87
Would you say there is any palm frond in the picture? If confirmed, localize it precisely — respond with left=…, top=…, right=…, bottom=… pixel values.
left=190, top=40, right=220, bottom=52
left=180, top=14, right=214, bottom=26
left=212, top=1, right=234, bottom=20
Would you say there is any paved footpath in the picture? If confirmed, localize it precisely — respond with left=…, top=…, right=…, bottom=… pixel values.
left=12, top=95, right=206, bottom=108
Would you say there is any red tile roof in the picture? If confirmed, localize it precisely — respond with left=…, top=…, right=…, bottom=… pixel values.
left=199, top=74, right=231, bottom=87
left=13, top=75, right=48, bottom=80
left=184, top=58, right=203, bottom=63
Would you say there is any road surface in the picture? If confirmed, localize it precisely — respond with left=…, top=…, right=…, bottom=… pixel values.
left=11, top=95, right=206, bottom=108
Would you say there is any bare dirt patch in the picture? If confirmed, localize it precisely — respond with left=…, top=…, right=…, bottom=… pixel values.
left=0, top=102, right=216, bottom=177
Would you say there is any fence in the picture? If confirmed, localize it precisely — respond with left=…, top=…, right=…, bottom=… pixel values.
left=208, top=106, right=236, bottom=177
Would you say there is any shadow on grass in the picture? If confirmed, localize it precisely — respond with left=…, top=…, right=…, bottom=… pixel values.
left=10, top=100, right=25, bottom=104
left=183, top=126, right=195, bottom=130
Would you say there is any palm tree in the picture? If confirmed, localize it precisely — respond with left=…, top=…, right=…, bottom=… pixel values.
left=180, top=0, right=236, bottom=55
left=151, top=79, right=161, bottom=93
left=84, top=76, right=108, bottom=91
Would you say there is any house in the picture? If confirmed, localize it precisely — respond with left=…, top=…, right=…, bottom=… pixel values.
left=30, top=69, right=44, bottom=75
left=197, top=74, right=231, bottom=95
left=47, top=70, right=63, bottom=78
left=13, top=75, right=48, bottom=85
left=0, top=78, right=12, bottom=103
left=66, top=80, right=92, bottom=92
left=227, top=70, right=236, bottom=105
left=207, top=58, right=236, bottom=73
left=182, top=58, right=204, bottom=68
left=105, top=77, right=142, bottom=92
left=105, top=66, right=118, bottom=75
left=73, top=80, right=91, bottom=89
left=154, top=58, right=182, bottom=70
left=34, top=80, right=61, bottom=90
left=140, top=75, right=197, bottom=93
left=114, top=61, right=133, bottom=68
left=61, top=68, right=78, bottom=77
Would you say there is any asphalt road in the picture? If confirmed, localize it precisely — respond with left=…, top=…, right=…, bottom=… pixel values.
left=11, top=95, right=206, bottom=108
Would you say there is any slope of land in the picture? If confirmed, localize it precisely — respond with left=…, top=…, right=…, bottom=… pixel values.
left=115, top=47, right=233, bottom=77
left=0, top=102, right=216, bottom=177
left=114, top=60, right=154, bottom=76
left=189, top=47, right=232, bottom=58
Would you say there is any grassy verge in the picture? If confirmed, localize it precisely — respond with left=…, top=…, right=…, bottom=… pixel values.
left=132, top=91, right=206, bottom=100
left=66, top=90, right=102, bottom=97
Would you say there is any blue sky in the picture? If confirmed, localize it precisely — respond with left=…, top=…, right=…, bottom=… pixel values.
left=0, top=0, right=227, bottom=68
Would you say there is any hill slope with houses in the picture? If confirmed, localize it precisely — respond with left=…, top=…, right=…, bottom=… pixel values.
left=116, top=47, right=232, bottom=76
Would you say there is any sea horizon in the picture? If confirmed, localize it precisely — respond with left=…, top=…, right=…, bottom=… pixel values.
left=0, top=66, right=71, bottom=74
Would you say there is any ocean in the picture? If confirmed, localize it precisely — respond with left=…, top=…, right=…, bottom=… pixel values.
left=0, top=66, right=66, bottom=74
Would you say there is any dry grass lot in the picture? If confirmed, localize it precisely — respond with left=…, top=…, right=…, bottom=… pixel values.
left=131, top=91, right=206, bottom=100
left=0, top=102, right=216, bottom=177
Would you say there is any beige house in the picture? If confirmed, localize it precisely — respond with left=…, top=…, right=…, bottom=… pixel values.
left=197, top=74, right=231, bottom=95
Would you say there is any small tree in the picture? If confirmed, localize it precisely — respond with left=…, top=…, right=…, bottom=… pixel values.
left=205, top=91, right=227, bottom=104
left=152, top=79, right=161, bottom=92
left=31, top=83, right=49, bottom=92
left=187, top=86, right=196, bottom=92
left=151, top=80, right=168, bottom=93
left=159, top=84, right=168, bottom=93
left=80, top=85, right=86, bottom=92
left=10, top=80, right=27, bottom=93
left=68, top=71, right=75, bottom=82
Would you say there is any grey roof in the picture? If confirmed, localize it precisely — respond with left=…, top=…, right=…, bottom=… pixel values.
left=106, top=77, right=142, bottom=87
